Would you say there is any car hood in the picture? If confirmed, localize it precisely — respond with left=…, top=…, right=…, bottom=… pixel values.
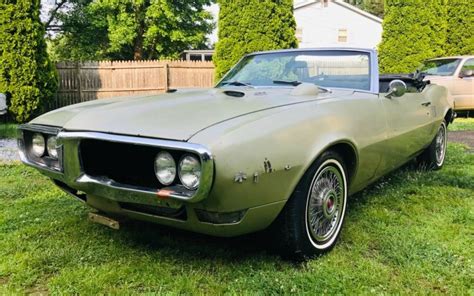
left=31, top=88, right=342, bottom=141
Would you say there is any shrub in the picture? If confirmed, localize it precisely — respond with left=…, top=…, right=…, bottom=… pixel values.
left=0, top=0, right=58, bottom=122
left=445, top=0, right=474, bottom=56
left=378, top=0, right=447, bottom=74
left=214, top=0, right=298, bottom=80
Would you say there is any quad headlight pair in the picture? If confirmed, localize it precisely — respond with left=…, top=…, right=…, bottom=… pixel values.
left=154, top=151, right=201, bottom=190
left=31, top=133, right=59, bottom=159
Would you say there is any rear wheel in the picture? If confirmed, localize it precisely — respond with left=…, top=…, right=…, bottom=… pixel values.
left=418, top=121, right=447, bottom=170
left=273, top=151, right=348, bottom=260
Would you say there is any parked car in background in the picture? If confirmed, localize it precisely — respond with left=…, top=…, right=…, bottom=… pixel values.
left=421, top=56, right=474, bottom=111
left=18, top=48, right=454, bottom=259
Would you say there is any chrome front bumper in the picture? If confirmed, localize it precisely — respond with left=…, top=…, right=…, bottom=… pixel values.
left=18, top=125, right=215, bottom=207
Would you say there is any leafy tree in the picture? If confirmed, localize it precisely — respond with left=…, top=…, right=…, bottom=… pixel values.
left=378, top=0, right=447, bottom=74
left=47, top=0, right=110, bottom=61
left=445, top=0, right=474, bottom=56
left=214, top=0, right=298, bottom=80
left=0, top=0, right=58, bottom=122
left=344, top=0, right=384, bottom=18
left=50, top=0, right=214, bottom=61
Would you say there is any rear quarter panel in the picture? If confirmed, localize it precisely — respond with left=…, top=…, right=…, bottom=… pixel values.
left=426, top=84, right=453, bottom=128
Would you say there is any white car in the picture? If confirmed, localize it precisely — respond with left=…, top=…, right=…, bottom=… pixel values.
left=421, top=56, right=474, bottom=111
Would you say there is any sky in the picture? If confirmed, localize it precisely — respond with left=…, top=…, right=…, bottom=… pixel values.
left=40, top=0, right=55, bottom=22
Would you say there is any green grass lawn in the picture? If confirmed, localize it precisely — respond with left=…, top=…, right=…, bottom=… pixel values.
left=449, top=118, right=474, bottom=131
left=0, top=123, right=18, bottom=139
left=0, top=144, right=473, bottom=294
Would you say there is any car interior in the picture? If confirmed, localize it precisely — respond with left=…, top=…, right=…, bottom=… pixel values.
left=379, top=74, right=429, bottom=93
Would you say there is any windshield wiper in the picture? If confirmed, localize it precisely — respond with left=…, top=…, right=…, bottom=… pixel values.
left=273, top=80, right=331, bottom=93
left=273, top=80, right=302, bottom=86
left=220, top=80, right=254, bottom=87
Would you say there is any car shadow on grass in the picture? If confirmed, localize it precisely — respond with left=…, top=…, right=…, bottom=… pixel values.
left=114, top=216, right=277, bottom=260
left=83, top=144, right=473, bottom=263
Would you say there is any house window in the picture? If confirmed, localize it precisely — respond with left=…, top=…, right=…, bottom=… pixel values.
left=338, top=29, right=348, bottom=43
left=296, top=27, right=303, bottom=43
left=190, top=54, right=202, bottom=61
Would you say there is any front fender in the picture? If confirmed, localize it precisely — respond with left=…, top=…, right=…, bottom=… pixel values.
left=190, top=94, right=385, bottom=213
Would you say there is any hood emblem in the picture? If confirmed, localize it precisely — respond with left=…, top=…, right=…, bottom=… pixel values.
left=234, top=172, right=247, bottom=183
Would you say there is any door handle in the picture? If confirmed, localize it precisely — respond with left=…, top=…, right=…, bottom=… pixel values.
left=421, top=102, right=431, bottom=107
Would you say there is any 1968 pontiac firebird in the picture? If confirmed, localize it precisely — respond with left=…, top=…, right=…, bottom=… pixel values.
left=19, top=48, right=454, bottom=259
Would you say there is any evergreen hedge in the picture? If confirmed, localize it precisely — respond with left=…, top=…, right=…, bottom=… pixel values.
left=0, top=0, right=58, bottom=122
left=378, top=0, right=447, bottom=74
left=214, top=0, right=298, bottom=80
left=445, top=0, right=474, bottom=56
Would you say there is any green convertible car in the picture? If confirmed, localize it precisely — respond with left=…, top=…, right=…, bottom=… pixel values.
left=19, top=48, right=454, bottom=258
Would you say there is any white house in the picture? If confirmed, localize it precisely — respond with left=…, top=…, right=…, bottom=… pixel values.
left=207, top=0, right=382, bottom=50
left=294, top=0, right=382, bottom=49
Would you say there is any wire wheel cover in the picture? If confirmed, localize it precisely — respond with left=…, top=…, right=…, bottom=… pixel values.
left=307, top=165, right=345, bottom=243
left=435, top=124, right=447, bottom=166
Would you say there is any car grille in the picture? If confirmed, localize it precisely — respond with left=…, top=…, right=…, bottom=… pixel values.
left=79, top=139, right=186, bottom=189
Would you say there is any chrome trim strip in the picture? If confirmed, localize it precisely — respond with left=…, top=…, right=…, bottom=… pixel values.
left=19, top=124, right=61, bottom=134
left=216, top=48, right=380, bottom=94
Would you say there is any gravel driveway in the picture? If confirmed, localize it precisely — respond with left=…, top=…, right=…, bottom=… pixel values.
left=448, top=131, right=474, bottom=152
left=0, top=139, right=20, bottom=162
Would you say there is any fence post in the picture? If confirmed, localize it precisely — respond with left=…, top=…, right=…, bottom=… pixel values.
left=76, top=62, right=82, bottom=102
left=164, top=62, right=169, bottom=92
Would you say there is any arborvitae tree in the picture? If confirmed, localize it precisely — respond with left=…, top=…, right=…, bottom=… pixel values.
left=0, top=0, right=58, bottom=122
left=445, top=0, right=474, bottom=56
left=214, top=0, right=298, bottom=80
left=378, top=0, right=447, bottom=74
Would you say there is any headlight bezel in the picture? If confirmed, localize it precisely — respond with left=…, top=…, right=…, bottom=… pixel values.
left=178, top=154, right=202, bottom=190
left=154, top=151, right=177, bottom=186
left=18, top=125, right=63, bottom=173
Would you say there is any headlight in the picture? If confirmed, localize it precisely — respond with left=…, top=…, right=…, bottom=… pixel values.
left=178, top=155, right=201, bottom=190
left=47, top=136, right=58, bottom=159
left=154, top=151, right=176, bottom=186
left=31, top=133, right=45, bottom=157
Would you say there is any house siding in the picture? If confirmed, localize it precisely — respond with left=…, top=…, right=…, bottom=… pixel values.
left=294, top=1, right=382, bottom=49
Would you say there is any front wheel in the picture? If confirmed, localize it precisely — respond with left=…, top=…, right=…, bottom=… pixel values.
left=273, top=151, right=348, bottom=260
left=418, top=121, right=448, bottom=170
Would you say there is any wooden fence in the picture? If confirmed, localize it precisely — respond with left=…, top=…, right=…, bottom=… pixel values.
left=49, top=60, right=215, bottom=110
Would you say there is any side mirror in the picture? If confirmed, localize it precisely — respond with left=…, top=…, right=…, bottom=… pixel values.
left=385, top=79, right=407, bottom=98
left=459, top=69, right=473, bottom=78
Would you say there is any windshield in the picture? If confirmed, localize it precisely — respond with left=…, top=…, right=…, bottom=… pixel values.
left=421, top=59, right=461, bottom=76
left=217, top=50, right=371, bottom=91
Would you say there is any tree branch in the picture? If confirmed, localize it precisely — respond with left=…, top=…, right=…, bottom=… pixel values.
left=45, top=0, right=68, bottom=29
